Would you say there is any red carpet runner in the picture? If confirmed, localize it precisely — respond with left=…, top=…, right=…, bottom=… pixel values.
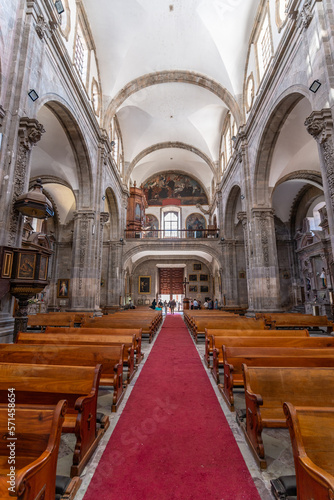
left=84, top=315, right=261, bottom=500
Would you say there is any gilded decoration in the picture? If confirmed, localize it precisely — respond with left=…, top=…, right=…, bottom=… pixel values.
left=143, top=172, right=208, bottom=206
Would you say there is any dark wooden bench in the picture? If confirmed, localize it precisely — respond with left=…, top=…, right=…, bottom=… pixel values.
left=0, top=343, right=126, bottom=408
left=256, top=313, right=334, bottom=332
left=191, top=317, right=269, bottom=343
left=28, top=313, right=75, bottom=329
left=82, top=317, right=156, bottom=342
left=0, top=363, right=105, bottom=477
left=241, top=366, right=334, bottom=469
left=0, top=400, right=69, bottom=500
left=219, top=346, right=334, bottom=411
left=283, top=403, right=334, bottom=500
left=44, top=326, right=144, bottom=364
left=204, top=328, right=311, bottom=367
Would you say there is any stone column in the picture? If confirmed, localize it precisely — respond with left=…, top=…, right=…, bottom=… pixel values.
left=106, top=240, right=125, bottom=306
left=70, top=210, right=97, bottom=311
left=237, top=211, right=253, bottom=311
left=221, top=240, right=239, bottom=305
left=5, top=118, right=45, bottom=247
left=95, top=212, right=109, bottom=311
left=305, top=109, right=334, bottom=258
left=249, top=208, right=282, bottom=312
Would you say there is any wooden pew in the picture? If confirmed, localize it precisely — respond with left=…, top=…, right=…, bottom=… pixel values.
left=256, top=313, right=334, bottom=332
left=45, top=326, right=144, bottom=364
left=191, top=317, right=269, bottom=343
left=0, top=400, right=70, bottom=500
left=219, top=346, right=334, bottom=411
left=0, top=343, right=126, bottom=408
left=241, top=366, right=334, bottom=469
left=283, top=403, right=334, bottom=500
left=204, top=328, right=311, bottom=367
left=82, top=317, right=156, bottom=342
left=27, top=312, right=95, bottom=330
left=0, top=363, right=105, bottom=477
left=28, top=313, right=75, bottom=329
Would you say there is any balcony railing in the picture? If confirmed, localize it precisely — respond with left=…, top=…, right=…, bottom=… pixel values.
left=124, top=228, right=220, bottom=239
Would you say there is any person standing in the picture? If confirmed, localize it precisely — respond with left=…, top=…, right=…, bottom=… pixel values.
left=214, top=298, right=218, bottom=309
left=163, top=300, right=167, bottom=314
left=170, top=298, right=176, bottom=314
left=193, top=299, right=199, bottom=310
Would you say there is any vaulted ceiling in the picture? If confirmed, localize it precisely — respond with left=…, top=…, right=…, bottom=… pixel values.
left=82, top=0, right=260, bottom=189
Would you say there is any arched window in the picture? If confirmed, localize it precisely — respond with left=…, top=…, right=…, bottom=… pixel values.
left=163, top=211, right=178, bottom=238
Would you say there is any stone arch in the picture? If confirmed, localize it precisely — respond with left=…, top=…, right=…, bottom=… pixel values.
left=122, top=241, right=222, bottom=269
left=35, top=95, right=93, bottom=208
left=127, top=142, right=216, bottom=182
left=104, top=187, right=121, bottom=240
left=253, top=87, right=312, bottom=206
left=103, top=71, right=242, bottom=129
left=224, top=184, right=242, bottom=239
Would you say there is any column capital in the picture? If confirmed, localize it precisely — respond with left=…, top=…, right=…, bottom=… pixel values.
left=251, top=207, right=275, bottom=219
left=304, top=109, right=334, bottom=144
left=100, top=212, right=109, bottom=225
left=18, top=117, right=45, bottom=150
left=73, top=210, right=95, bottom=221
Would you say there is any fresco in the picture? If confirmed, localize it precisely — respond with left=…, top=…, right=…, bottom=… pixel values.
left=144, top=214, right=159, bottom=237
left=143, top=172, right=208, bottom=206
left=186, top=213, right=206, bottom=238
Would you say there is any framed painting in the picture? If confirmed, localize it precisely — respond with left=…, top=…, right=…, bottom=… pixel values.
left=57, top=279, right=70, bottom=298
left=193, top=263, right=202, bottom=271
left=17, top=253, right=36, bottom=279
left=200, top=285, right=209, bottom=293
left=200, top=274, right=208, bottom=281
left=139, top=276, right=151, bottom=294
left=38, top=256, right=49, bottom=280
left=239, top=271, right=246, bottom=279
left=189, top=274, right=197, bottom=281
left=189, top=285, right=197, bottom=292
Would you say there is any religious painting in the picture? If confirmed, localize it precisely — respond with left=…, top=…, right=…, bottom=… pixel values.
left=17, top=253, right=36, bottom=279
left=144, top=214, right=159, bottom=237
left=189, top=285, right=197, bottom=292
left=38, top=256, right=49, bottom=280
left=143, top=172, right=208, bottom=206
left=189, top=274, right=197, bottom=281
left=200, top=285, right=209, bottom=293
left=193, top=263, right=202, bottom=271
left=239, top=271, right=246, bottom=279
left=139, top=276, right=151, bottom=294
left=57, top=279, right=70, bottom=298
left=200, top=274, right=208, bottom=281
left=186, top=213, right=206, bottom=238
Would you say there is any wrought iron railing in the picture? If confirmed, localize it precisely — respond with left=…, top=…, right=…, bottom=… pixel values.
left=124, top=228, right=220, bottom=239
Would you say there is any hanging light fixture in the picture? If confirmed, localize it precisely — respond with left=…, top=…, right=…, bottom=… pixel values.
left=14, top=179, right=54, bottom=219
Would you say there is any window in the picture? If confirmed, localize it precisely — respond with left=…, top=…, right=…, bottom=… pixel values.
left=257, top=13, right=273, bottom=81
left=163, top=212, right=178, bottom=238
left=74, top=24, right=88, bottom=83
left=276, top=0, right=288, bottom=30
left=224, top=118, right=232, bottom=165
left=91, top=79, right=100, bottom=116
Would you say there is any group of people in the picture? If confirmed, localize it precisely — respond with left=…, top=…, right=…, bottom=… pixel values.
left=150, top=298, right=179, bottom=314
left=190, top=298, right=218, bottom=310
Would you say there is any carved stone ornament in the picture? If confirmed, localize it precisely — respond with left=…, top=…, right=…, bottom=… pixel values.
left=35, top=15, right=57, bottom=40
left=300, top=1, right=313, bottom=28
left=304, top=109, right=334, bottom=145
left=8, top=118, right=45, bottom=246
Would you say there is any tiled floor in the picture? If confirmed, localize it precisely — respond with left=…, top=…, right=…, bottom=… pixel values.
left=57, top=314, right=311, bottom=500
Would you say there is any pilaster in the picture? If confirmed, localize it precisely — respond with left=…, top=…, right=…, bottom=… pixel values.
left=305, top=108, right=334, bottom=258
left=5, top=117, right=45, bottom=247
